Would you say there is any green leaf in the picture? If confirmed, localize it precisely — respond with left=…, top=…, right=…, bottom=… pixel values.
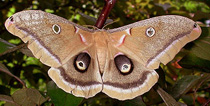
left=179, top=53, right=210, bottom=73
left=0, top=95, right=14, bottom=103
left=4, top=102, right=19, bottom=106
left=79, top=12, right=113, bottom=26
left=189, top=27, right=210, bottom=61
left=144, top=86, right=162, bottom=105
left=26, top=88, right=47, bottom=105
left=156, top=86, right=180, bottom=106
left=169, top=75, right=201, bottom=99
left=11, top=88, right=36, bottom=106
left=0, top=38, right=32, bottom=57
left=181, top=95, right=194, bottom=105
left=47, top=81, right=83, bottom=106
left=8, top=88, right=47, bottom=106
left=0, top=63, right=16, bottom=78
left=156, top=67, right=167, bottom=89
left=79, top=12, right=97, bottom=25
left=122, top=97, right=146, bottom=106
left=0, top=38, right=15, bottom=54
left=193, top=11, right=210, bottom=21
left=0, top=85, right=10, bottom=95
left=0, top=62, right=26, bottom=87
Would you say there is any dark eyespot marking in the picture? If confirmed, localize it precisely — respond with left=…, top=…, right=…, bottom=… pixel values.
left=74, top=53, right=91, bottom=73
left=114, top=55, right=133, bottom=75
left=52, top=24, right=61, bottom=34
left=194, top=23, right=197, bottom=28
left=146, top=27, right=155, bottom=37
left=9, top=16, right=14, bottom=22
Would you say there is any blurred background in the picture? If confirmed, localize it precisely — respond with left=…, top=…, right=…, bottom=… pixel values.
left=0, top=0, right=210, bottom=106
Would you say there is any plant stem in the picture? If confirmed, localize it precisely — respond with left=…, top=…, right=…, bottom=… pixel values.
left=95, top=0, right=117, bottom=29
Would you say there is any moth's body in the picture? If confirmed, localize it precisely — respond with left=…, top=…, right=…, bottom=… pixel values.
left=5, top=10, right=202, bottom=100
left=93, top=31, right=109, bottom=73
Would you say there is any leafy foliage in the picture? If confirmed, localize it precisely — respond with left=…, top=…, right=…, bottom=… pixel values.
left=0, top=0, right=210, bottom=106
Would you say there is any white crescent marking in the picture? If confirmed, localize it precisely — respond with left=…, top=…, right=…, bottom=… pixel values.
left=75, top=26, right=79, bottom=33
left=125, top=28, right=131, bottom=35
left=116, top=34, right=126, bottom=47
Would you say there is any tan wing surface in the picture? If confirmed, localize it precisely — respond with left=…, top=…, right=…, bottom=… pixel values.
left=5, top=10, right=102, bottom=98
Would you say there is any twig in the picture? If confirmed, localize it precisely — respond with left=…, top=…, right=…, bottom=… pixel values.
left=95, top=0, right=117, bottom=28
left=202, top=99, right=210, bottom=106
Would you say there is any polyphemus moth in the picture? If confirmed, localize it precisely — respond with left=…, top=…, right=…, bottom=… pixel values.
left=5, top=10, right=201, bottom=100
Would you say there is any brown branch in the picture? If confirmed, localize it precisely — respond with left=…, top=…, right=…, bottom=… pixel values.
left=202, top=99, right=210, bottom=106
left=95, top=0, right=117, bottom=29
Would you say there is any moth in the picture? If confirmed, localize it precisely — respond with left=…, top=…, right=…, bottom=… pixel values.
left=5, top=10, right=201, bottom=100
